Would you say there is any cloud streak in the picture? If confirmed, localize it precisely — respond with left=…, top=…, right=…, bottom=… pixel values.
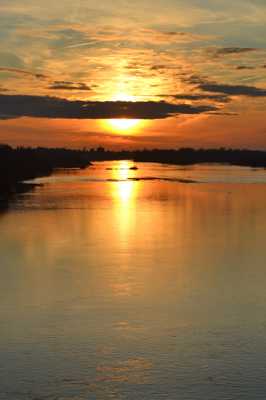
left=173, top=93, right=229, bottom=102
left=210, top=47, right=258, bottom=56
left=0, top=67, right=47, bottom=79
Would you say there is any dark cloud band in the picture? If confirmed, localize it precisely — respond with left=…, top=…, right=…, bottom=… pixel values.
left=49, top=81, right=91, bottom=91
left=0, top=94, right=217, bottom=120
left=199, top=83, right=266, bottom=97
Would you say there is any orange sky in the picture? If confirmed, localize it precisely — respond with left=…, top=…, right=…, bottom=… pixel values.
left=0, top=0, right=266, bottom=149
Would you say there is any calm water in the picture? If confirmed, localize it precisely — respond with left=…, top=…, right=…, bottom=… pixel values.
left=1, top=161, right=266, bottom=400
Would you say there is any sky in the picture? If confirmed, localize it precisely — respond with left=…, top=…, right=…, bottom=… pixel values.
left=0, top=0, right=266, bottom=149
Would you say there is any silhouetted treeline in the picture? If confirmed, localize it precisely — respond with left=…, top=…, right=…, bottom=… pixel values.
left=87, top=147, right=266, bottom=167
left=0, top=144, right=91, bottom=203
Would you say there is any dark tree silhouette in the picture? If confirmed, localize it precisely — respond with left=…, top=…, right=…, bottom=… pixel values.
left=0, top=145, right=91, bottom=205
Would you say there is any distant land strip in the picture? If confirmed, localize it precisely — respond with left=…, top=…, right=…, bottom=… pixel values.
left=87, top=147, right=266, bottom=167
left=1, top=144, right=266, bottom=208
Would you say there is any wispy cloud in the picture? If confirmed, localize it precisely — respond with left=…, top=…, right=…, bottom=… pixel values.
left=0, top=67, right=47, bottom=79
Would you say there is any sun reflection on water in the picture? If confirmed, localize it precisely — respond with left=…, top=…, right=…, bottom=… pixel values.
left=111, top=161, right=137, bottom=236
left=108, top=161, right=139, bottom=296
left=109, top=161, right=138, bottom=270
left=111, top=160, right=136, bottom=204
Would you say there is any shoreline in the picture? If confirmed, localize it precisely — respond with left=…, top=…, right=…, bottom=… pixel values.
left=0, top=146, right=92, bottom=209
left=2, top=145, right=266, bottom=208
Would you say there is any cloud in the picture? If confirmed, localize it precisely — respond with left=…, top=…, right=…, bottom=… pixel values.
left=55, top=26, right=214, bottom=53
left=208, top=47, right=258, bottom=57
left=49, top=81, right=91, bottom=91
left=0, top=52, right=25, bottom=69
left=0, top=94, right=217, bottom=120
left=235, top=65, right=255, bottom=70
left=0, top=85, right=8, bottom=93
left=150, top=64, right=168, bottom=71
left=0, top=67, right=47, bottom=79
left=185, top=74, right=209, bottom=85
left=146, top=29, right=213, bottom=44
left=199, top=82, right=266, bottom=97
left=173, top=93, right=229, bottom=102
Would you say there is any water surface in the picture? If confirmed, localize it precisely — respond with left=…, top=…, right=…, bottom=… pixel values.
left=1, top=161, right=266, bottom=400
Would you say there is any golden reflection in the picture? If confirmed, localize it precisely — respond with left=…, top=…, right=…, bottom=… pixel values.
left=110, top=161, right=138, bottom=269
left=117, top=180, right=134, bottom=202
left=112, top=160, right=136, bottom=203
left=108, top=161, right=139, bottom=297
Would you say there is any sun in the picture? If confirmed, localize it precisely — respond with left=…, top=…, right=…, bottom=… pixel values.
left=101, top=92, right=144, bottom=133
left=108, top=118, right=140, bottom=131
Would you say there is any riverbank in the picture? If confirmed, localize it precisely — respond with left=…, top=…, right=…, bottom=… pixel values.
left=0, top=145, right=91, bottom=207
left=2, top=145, right=266, bottom=208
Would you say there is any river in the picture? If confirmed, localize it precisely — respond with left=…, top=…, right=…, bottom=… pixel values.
left=1, top=161, right=266, bottom=400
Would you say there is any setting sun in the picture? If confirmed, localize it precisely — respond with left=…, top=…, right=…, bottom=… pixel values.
left=107, top=118, right=140, bottom=131
left=99, top=92, right=143, bottom=133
